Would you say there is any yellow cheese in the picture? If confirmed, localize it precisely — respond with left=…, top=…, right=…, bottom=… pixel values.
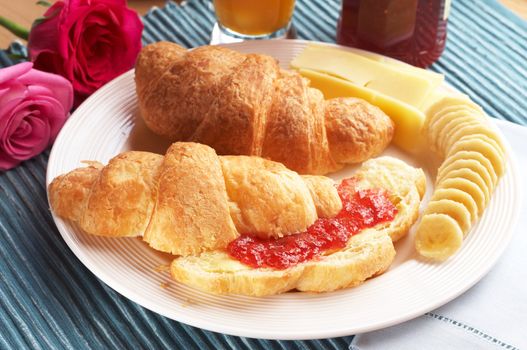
left=299, top=68, right=425, bottom=153
left=308, top=44, right=443, bottom=84
left=291, top=44, right=444, bottom=109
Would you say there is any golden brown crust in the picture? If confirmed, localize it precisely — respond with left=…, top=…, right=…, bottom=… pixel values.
left=301, top=175, right=342, bottom=218
left=220, top=155, right=318, bottom=239
left=262, top=71, right=339, bottom=174
left=48, top=142, right=343, bottom=253
left=136, top=43, right=245, bottom=140
left=191, top=54, right=279, bottom=156
left=144, top=143, right=238, bottom=256
left=135, top=42, right=394, bottom=175
left=324, top=97, right=394, bottom=164
left=81, top=152, right=163, bottom=237
left=48, top=161, right=103, bottom=222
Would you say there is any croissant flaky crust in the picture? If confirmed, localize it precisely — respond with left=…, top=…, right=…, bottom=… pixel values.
left=49, top=142, right=343, bottom=256
left=173, top=156, right=426, bottom=296
left=135, top=42, right=394, bottom=175
left=48, top=144, right=426, bottom=296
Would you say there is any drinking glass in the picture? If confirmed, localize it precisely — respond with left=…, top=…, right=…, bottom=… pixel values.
left=211, top=0, right=296, bottom=43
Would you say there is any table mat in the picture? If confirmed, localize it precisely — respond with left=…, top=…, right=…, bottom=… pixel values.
left=0, top=0, right=525, bottom=349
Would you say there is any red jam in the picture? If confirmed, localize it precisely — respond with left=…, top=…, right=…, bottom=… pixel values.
left=227, top=177, right=397, bottom=269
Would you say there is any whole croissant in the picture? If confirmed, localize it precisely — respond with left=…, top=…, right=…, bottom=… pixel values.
left=135, top=42, right=394, bottom=175
left=48, top=142, right=343, bottom=256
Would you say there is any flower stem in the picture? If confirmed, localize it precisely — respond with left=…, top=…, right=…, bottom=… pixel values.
left=0, top=17, right=29, bottom=41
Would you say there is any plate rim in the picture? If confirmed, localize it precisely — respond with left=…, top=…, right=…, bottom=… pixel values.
left=46, top=39, right=522, bottom=340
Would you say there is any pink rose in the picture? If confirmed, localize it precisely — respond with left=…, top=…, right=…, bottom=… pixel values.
left=28, top=0, right=143, bottom=106
left=0, top=62, right=73, bottom=171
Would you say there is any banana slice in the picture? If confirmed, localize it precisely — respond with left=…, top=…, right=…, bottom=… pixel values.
left=435, top=115, right=483, bottom=154
left=437, top=159, right=494, bottom=196
left=445, top=123, right=504, bottom=155
left=429, top=113, right=480, bottom=154
left=425, top=108, right=482, bottom=152
left=425, top=102, right=482, bottom=130
left=424, top=199, right=472, bottom=234
left=440, top=151, right=498, bottom=185
left=415, top=213, right=464, bottom=260
left=431, top=188, right=478, bottom=223
left=447, top=137, right=505, bottom=177
left=438, top=168, right=490, bottom=206
left=436, top=177, right=486, bottom=215
left=424, top=95, right=482, bottom=123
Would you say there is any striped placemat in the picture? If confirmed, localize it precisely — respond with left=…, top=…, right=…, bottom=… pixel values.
left=0, top=0, right=525, bottom=349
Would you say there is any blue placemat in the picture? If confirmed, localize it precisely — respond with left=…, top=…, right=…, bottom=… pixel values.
left=0, top=0, right=526, bottom=349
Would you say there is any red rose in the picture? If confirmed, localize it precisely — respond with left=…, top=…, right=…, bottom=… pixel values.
left=28, top=0, right=143, bottom=106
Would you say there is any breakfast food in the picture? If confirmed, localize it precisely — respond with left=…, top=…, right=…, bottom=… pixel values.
left=415, top=96, right=506, bottom=260
left=290, top=44, right=444, bottom=109
left=134, top=42, right=394, bottom=175
left=290, top=44, right=445, bottom=153
left=171, top=156, right=425, bottom=296
left=48, top=142, right=425, bottom=295
left=297, top=68, right=427, bottom=153
left=49, top=42, right=510, bottom=299
left=50, top=142, right=342, bottom=255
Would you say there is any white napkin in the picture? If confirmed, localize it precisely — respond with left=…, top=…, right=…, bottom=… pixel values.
left=351, top=120, right=526, bottom=350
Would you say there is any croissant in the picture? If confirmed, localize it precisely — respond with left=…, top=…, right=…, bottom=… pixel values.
left=49, top=142, right=343, bottom=256
left=134, top=42, right=394, bottom=175
left=49, top=144, right=426, bottom=295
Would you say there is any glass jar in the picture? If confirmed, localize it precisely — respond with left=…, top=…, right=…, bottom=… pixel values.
left=337, top=0, right=450, bottom=67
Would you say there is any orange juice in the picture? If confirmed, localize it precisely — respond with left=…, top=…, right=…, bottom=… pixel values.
left=214, top=0, right=296, bottom=36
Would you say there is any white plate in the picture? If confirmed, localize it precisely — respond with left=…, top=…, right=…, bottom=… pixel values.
left=46, top=40, right=521, bottom=340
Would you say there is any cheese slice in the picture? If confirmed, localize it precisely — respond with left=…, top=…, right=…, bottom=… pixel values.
left=307, top=44, right=443, bottom=83
left=299, top=68, right=425, bottom=153
left=291, top=44, right=444, bottom=109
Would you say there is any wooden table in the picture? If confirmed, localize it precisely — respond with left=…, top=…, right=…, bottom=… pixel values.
left=1, top=0, right=526, bottom=50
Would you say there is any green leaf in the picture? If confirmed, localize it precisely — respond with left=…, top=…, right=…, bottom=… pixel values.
left=36, top=0, right=52, bottom=6
left=0, top=16, right=29, bottom=40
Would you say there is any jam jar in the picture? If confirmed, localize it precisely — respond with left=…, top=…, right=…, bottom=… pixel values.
left=337, top=0, right=451, bottom=67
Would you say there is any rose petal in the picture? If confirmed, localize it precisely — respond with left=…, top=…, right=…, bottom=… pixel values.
left=28, top=2, right=64, bottom=61
left=20, top=70, right=73, bottom=112
left=28, top=96, right=68, bottom=140
left=2, top=106, right=29, bottom=143
left=0, top=84, right=26, bottom=122
left=5, top=115, right=49, bottom=159
left=0, top=62, right=33, bottom=85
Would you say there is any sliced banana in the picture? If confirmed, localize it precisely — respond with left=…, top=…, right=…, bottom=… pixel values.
left=415, top=213, right=464, bottom=261
left=447, top=137, right=505, bottom=177
left=445, top=123, right=504, bottom=155
left=424, top=95, right=482, bottom=123
left=431, top=188, right=478, bottom=223
left=424, top=199, right=472, bottom=234
left=440, top=151, right=498, bottom=185
left=436, top=177, right=486, bottom=215
left=418, top=96, right=507, bottom=261
left=425, top=108, right=482, bottom=152
left=440, top=119, right=482, bottom=152
left=438, top=168, right=490, bottom=206
left=437, top=159, right=494, bottom=196
left=430, top=113, right=480, bottom=154
left=425, top=101, right=482, bottom=131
